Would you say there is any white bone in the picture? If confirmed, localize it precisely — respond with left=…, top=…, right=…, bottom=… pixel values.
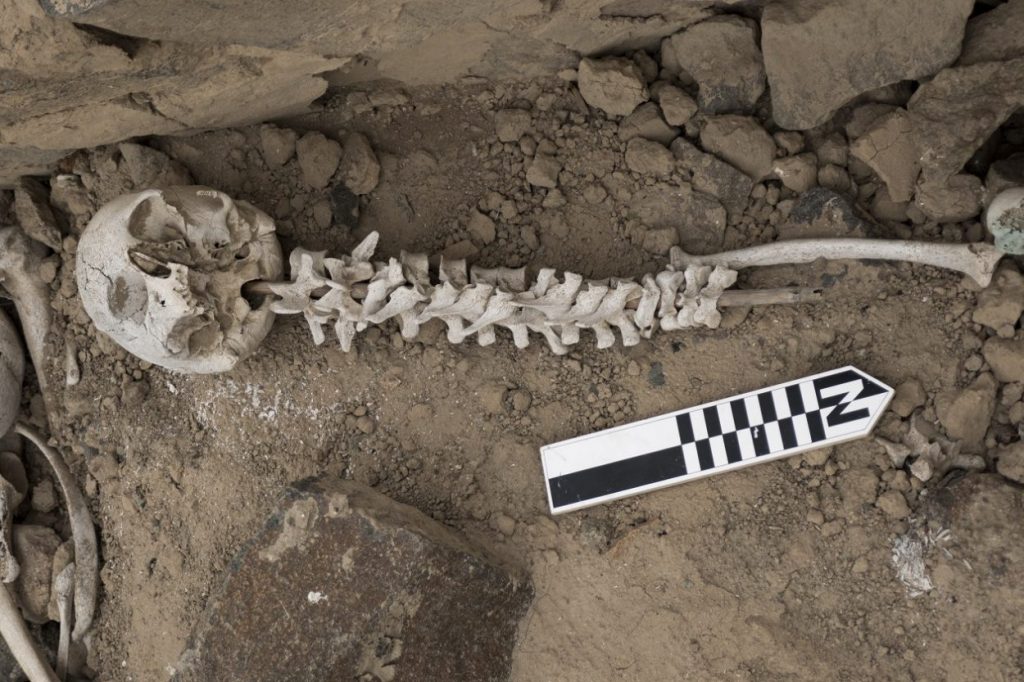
left=0, top=583, right=58, bottom=682
left=0, top=230, right=43, bottom=415
left=0, top=310, right=23, bottom=436
left=77, top=187, right=283, bottom=374
left=54, top=562, right=73, bottom=681
left=670, top=239, right=1004, bottom=287
left=15, top=424, right=97, bottom=643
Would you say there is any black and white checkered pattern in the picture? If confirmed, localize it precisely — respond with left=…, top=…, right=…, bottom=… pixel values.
left=541, top=366, right=893, bottom=514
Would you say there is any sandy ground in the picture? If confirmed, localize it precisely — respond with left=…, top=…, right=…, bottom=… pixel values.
left=19, top=75, right=1024, bottom=681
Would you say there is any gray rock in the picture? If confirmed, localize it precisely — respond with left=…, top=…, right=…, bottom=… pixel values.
left=699, top=116, right=775, bottom=181
left=624, top=138, right=675, bottom=177
left=330, top=184, right=360, bottom=228
left=959, top=0, right=1024, bottom=66
left=259, top=125, right=298, bottom=168
left=618, top=103, right=679, bottom=145
left=669, top=16, right=765, bottom=114
left=629, top=185, right=726, bottom=255
left=891, top=379, right=926, bottom=418
left=577, top=57, right=649, bottom=118
left=844, top=103, right=898, bottom=140
left=973, top=267, right=1024, bottom=331
left=339, top=132, right=380, bottom=195
left=869, top=188, right=910, bottom=223
left=174, top=478, right=532, bottom=682
left=914, top=174, right=983, bottom=222
left=526, top=154, right=562, bottom=188
left=772, top=154, right=818, bottom=194
left=996, top=442, right=1024, bottom=483
left=849, top=109, right=919, bottom=203
left=641, top=228, right=679, bottom=255
left=467, top=210, right=496, bottom=245
left=762, top=0, right=973, bottom=130
left=935, top=372, right=997, bottom=450
left=656, top=85, right=698, bottom=127
left=983, top=338, right=1024, bottom=384
left=296, top=132, right=342, bottom=190
left=876, top=490, right=911, bottom=519
left=670, top=137, right=753, bottom=216
left=494, top=109, right=532, bottom=143
left=11, top=525, right=61, bottom=624
left=985, top=153, right=1024, bottom=198
left=777, top=187, right=869, bottom=240
left=909, top=58, right=1024, bottom=182
left=13, top=178, right=62, bottom=250
left=817, top=164, right=855, bottom=195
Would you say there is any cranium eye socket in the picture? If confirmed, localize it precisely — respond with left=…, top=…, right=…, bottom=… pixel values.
left=128, top=250, right=172, bottom=279
left=128, top=197, right=185, bottom=243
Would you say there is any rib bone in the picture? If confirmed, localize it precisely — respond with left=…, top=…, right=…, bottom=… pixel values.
left=669, top=239, right=1004, bottom=287
left=15, top=425, right=97, bottom=643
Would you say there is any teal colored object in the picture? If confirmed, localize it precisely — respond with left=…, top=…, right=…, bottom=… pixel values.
left=986, top=188, right=1024, bottom=255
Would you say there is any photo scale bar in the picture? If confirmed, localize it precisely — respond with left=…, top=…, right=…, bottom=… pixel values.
left=541, top=366, right=893, bottom=514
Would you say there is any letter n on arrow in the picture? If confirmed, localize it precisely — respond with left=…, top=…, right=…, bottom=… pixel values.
left=813, top=368, right=890, bottom=427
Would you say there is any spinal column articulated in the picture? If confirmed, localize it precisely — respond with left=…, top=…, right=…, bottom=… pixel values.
left=266, top=232, right=739, bottom=354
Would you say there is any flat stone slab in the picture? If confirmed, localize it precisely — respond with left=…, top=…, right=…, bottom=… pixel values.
left=174, top=478, right=533, bottom=681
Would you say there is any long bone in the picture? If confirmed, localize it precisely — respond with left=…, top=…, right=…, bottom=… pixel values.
left=0, top=228, right=51, bottom=405
left=669, top=239, right=1004, bottom=287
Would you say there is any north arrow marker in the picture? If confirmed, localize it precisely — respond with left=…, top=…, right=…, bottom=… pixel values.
left=541, top=366, right=894, bottom=514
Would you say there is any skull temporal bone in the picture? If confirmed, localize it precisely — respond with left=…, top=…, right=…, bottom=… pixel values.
left=76, top=187, right=283, bottom=373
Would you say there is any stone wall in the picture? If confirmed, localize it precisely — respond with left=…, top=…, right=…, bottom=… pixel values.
left=1, top=0, right=725, bottom=185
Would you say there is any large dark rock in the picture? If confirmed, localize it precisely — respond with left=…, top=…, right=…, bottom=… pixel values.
left=174, top=478, right=532, bottom=682
left=777, top=187, right=870, bottom=240
left=669, top=137, right=753, bottom=217
left=909, top=57, right=1024, bottom=182
left=761, top=0, right=973, bottom=130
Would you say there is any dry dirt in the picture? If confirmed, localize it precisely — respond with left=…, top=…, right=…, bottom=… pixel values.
left=7, top=73, right=1024, bottom=680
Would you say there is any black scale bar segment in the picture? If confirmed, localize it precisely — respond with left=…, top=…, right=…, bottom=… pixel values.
left=778, top=417, right=798, bottom=449
left=548, top=446, right=686, bottom=508
left=730, top=399, right=750, bottom=429
left=676, top=413, right=695, bottom=444
left=752, top=426, right=770, bottom=456
left=785, top=385, right=805, bottom=415
left=695, top=439, right=714, bottom=470
left=704, top=407, right=723, bottom=437
left=723, top=432, right=742, bottom=463
left=807, top=410, right=826, bottom=442
left=758, top=391, right=777, bottom=422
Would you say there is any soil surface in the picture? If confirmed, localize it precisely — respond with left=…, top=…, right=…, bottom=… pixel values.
left=7, top=73, right=1023, bottom=680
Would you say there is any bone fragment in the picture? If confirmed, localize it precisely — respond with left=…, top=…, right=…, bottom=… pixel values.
left=717, top=287, right=823, bottom=307
left=0, top=228, right=51, bottom=412
left=0, top=310, right=24, bottom=437
left=0, top=583, right=58, bottom=682
left=54, top=563, right=73, bottom=681
left=63, top=342, right=79, bottom=388
left=14, top=425, right=97, bottom=642
left=670, top=239, right=1004, bottom=287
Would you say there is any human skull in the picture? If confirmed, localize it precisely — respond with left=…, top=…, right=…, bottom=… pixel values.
left=76, top=187, right=283, bottom=373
